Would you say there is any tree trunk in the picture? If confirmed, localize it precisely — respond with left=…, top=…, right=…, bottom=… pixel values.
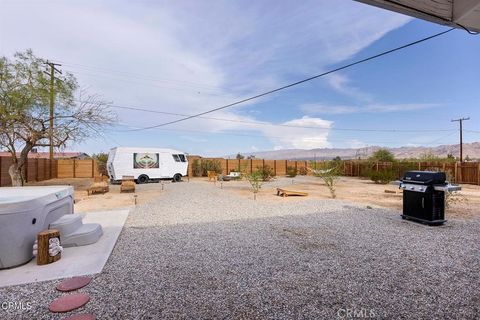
left=7, top=142, right=33, bottom=187
left=8, top=162, right=24, bottom=186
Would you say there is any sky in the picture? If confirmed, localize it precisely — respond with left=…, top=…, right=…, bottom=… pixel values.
left=0, top=0, right=479, bottom=157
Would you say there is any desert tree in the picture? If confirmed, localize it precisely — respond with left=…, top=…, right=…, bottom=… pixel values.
left=245, top=170, right=263, bottom=200
left=369, top=148, right=395, bottom=162
left=0, top=50, right=116, bottom=186
left=314, top=161, right=341, bottom=198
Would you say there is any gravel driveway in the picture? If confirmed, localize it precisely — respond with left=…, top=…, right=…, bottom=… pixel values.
left=1, top=180, right=479, bottom=319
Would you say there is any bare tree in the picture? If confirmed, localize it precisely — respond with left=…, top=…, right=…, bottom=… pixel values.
left=0, top=50, right=116, bottom=186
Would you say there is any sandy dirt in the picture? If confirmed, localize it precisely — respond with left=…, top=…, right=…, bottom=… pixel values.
left=26, top=176, right=479, bottom=218
left=205, top=176, right=479, bottom=219
left=26, top=178, right=165, bottom=213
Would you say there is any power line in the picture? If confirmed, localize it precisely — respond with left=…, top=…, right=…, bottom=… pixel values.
left=100, top=102, right=455, bottom=133
left=66, top=68, right=229, bottom=97
left=54, top=61, right=225, bottom=91
left=107, top=122, right=456, bottom=146
left=124, top=27, right=454, bottom=132
left=422, top=131, right=457, bottom=146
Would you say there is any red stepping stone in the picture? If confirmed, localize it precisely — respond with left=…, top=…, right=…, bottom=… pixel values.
left=48, top=294, right=90, bottom=313
left=56, top=276, right=92, bottom=292
left=63, top=313, right=96, bottom=320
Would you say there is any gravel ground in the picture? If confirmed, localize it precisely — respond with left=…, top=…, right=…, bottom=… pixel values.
left=1, top=179, right=479, bottom=319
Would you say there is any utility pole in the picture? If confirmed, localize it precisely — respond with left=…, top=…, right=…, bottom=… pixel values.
left=45, top=61, right=62, bottom=162
left=451, top=117, right=470, bottom=162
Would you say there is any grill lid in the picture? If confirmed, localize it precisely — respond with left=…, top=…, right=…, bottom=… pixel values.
left=402, top=171, right=446, bottom=185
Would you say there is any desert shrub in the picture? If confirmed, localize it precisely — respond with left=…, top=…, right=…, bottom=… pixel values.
left=245, top=170, right=263, bottom=200
left=93, top=152, right=109, bottom=176
left=255, top=165, right=275, bottom=181
left=192, top=159, right=202, bottom=177
left=369, top=149, right=395, bottom=162
left=201, top=159, right=222, bottom=176
left=314, top=163, right=341, bottom=198
left=286, top=166, right=297, bottom=177
left=298, top=166, right=308, bottom=175
left=369, top=169, right=397, bottom=184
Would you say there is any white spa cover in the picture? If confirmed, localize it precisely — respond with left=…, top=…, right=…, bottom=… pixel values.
left=0, top=186, right=74, bottom=214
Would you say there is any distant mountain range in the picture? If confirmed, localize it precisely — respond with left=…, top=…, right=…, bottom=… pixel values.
left=227, top=142, right=480, bottom=160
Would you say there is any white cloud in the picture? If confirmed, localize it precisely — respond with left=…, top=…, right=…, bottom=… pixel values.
left=0, top=0, right=412, bottom=154
left=325, top=73, right=373, bottom=102
left=261, top=116, right=332, bottom=149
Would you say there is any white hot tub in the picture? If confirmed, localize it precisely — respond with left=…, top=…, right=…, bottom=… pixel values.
left=0, top=186, right=74, bottom=269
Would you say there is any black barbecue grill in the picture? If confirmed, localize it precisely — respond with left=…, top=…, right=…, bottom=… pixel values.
left=399, top=171, right=460, bottom=226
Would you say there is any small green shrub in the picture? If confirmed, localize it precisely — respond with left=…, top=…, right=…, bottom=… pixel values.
left=286, top=166, right=297, bottom=177
left=369, top=149, right=395, bottom=162
left=200, top=159, right=222, bottom=176
left=314, top=163, right=341, bottom=198
left=245, top=170, right=263, bottom=200
left=369, top=169, right=397, bottom=184
left=92, top=152, right=108, bottom=176
left=192, top=159, right=202, bottom=177
left=256, top=165, right=275, bottom=181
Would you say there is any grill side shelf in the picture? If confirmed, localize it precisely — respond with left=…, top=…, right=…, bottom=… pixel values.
left=433, top=185, right=461, bottom=192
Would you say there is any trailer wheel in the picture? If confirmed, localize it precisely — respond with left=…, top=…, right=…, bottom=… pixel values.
left=173, top=173, right=182, bottom=182
left=137, top=175, right=149, bottom=184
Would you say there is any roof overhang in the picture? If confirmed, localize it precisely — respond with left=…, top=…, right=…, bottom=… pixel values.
left=355, top=0, right=480, bottom=33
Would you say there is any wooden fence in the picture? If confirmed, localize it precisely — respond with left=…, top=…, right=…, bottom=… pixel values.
left=342, top=161, right=480, bottom=185
left=0, top=157, right=99, bottom=187
left=187, top=157, right=309, bottom=177
left=1, top=155, right=479, bottom=186
left=57, top=159, right=99, bottom=178
left=189, top=158, right=480, bottom=185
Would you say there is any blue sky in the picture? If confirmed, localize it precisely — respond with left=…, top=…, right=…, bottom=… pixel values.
left=0, top=0, right=478, bottom=156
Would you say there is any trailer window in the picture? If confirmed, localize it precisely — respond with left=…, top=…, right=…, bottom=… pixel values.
left=172, top=154, right=181, bottom=162
left=179, top=154, right=186, bottom=162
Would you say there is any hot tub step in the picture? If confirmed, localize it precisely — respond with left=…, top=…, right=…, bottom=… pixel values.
left=61, top=223, right=103, bottom=248
left=50, top=214, right=82, bottom=236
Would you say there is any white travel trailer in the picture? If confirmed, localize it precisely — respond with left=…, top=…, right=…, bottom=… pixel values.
left=107, top=147, right=188, bottom=183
